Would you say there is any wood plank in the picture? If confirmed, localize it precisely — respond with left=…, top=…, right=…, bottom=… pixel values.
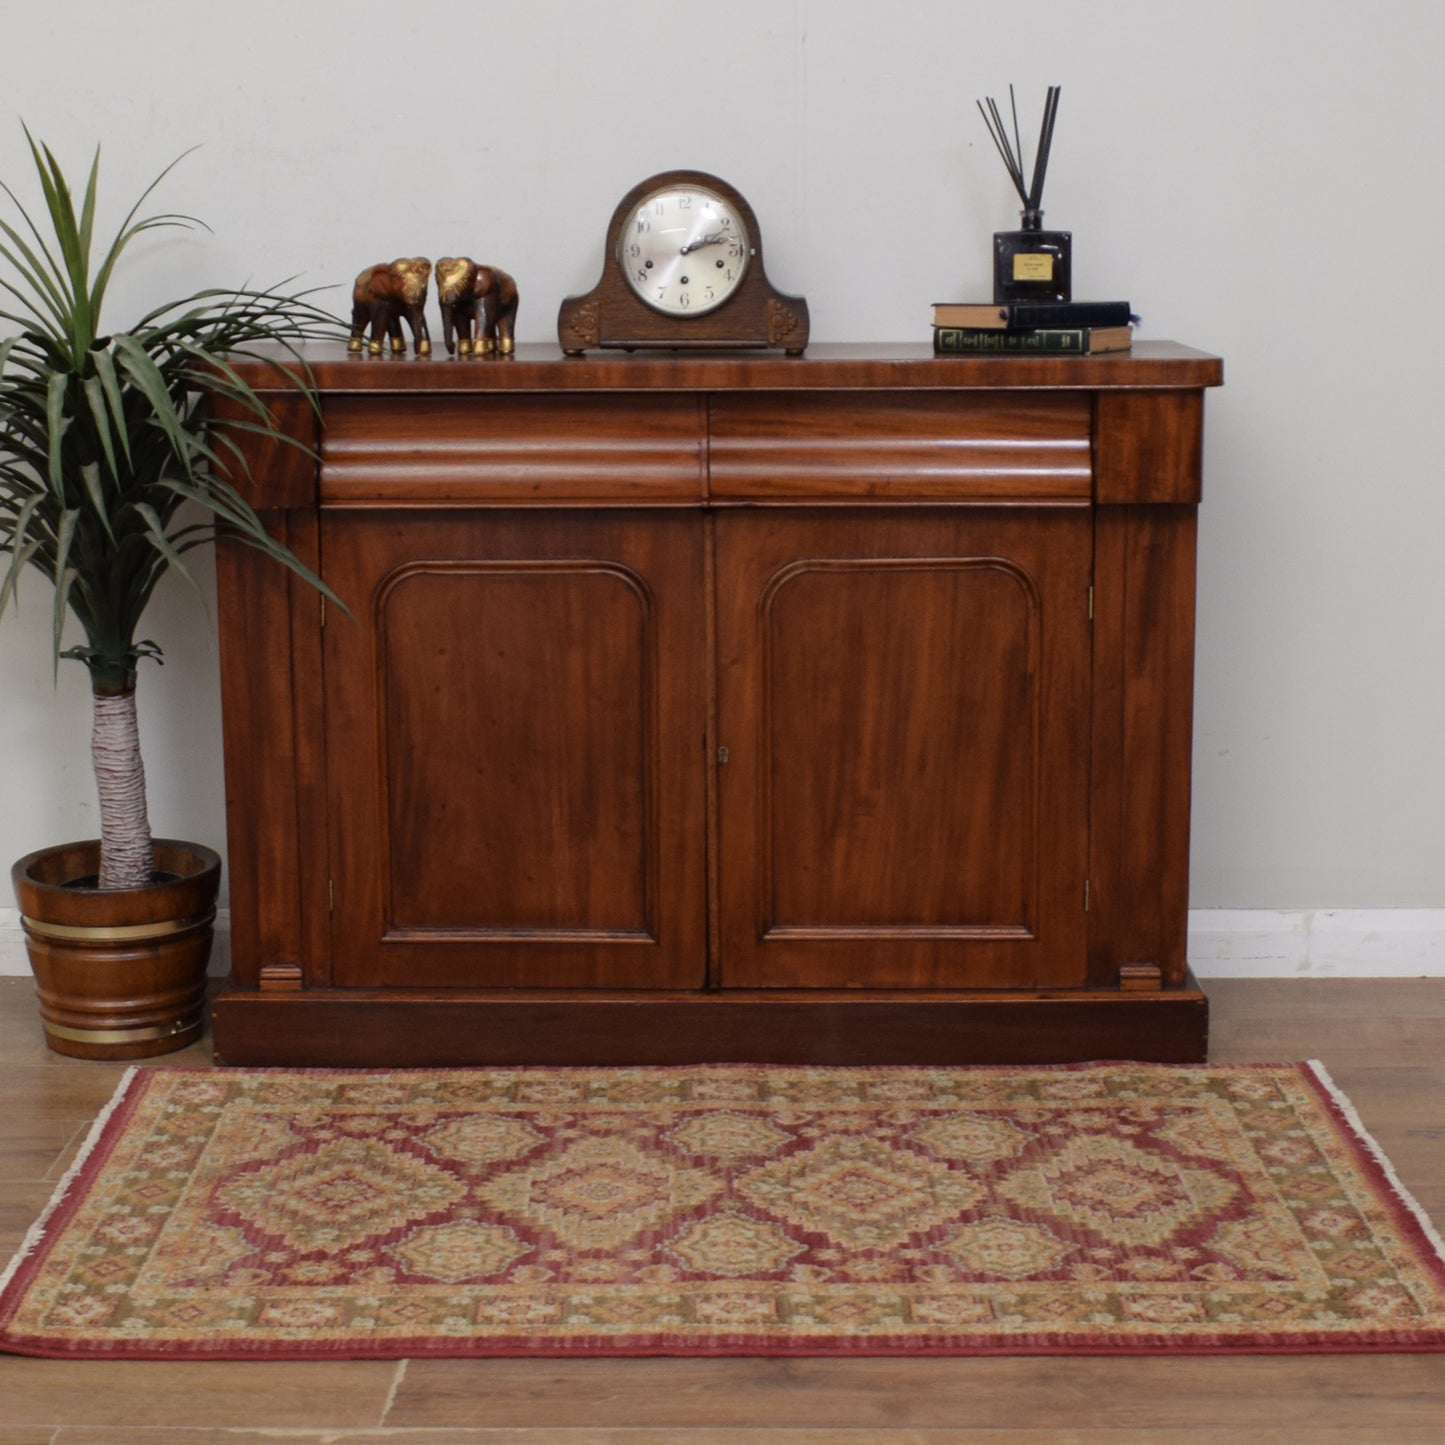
left=386, top=1356, right=1445, bottom=1431
left=0, top=1361, right=396, bottom=1429
left=45, top=1433, right=1445, bottom=1445
left=1205, top=976, right=1445, bottom=1015
left=0, top=1179, right=62, bottom=1261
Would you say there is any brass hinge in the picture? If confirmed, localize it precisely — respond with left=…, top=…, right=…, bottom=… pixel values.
left=328, top=879, right=335, bottom=913
left=717, top=746, right=730, bottom=765
left=1083, top=878, right=1090, bottom=912
left=1087, top=584, right=1094, bottom=622
left=321, top=596, right=327, bottom=626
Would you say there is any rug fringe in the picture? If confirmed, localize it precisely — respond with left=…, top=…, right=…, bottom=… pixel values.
left=0, top=1065, right=140, bottom=1299
left=1305, top=1058, right=1445, bottom=1267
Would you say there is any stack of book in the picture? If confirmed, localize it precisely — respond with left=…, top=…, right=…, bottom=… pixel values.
left=932, top=300, right=1135, bottom=355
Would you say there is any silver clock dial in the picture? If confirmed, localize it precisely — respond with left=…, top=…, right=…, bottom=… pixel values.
left=619, top=185, right=751, bottom=316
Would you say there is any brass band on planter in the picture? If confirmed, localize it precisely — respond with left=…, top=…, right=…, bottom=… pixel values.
left=20, top=909, right=216, bottom=943
left=43, top=1018, right=200, bottom=1045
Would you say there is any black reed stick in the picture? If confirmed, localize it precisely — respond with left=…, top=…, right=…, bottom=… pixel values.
left=977, top=94, right=1027, bottom=205
left=977, top=85, right=1062, bottom=220
left=1009, top=86, right=1025, bottom=194
left=1027, top=86, right=1061, bottom=212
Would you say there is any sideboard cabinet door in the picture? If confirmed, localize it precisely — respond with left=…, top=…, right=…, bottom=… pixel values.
left=714, top=508, right=1093, bottom=990
left=320, top=509, right=708, bottom=990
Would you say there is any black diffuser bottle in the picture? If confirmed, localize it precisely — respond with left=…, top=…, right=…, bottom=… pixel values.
left=994, top=206, right=1071, bottom=305
left=979, top=86, right=1072, bottom=304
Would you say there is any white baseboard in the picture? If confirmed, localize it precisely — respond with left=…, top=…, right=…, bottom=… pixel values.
left=1, top=907, right=1443, bottom=979
left=1186, top=909, right=1445, bottom=978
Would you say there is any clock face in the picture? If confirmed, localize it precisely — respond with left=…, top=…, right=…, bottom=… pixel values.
left=618, top=184, right=751, bottom=316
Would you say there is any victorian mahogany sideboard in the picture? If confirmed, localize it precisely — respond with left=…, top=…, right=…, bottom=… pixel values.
left=210, top=341, right=1223, bottom=1066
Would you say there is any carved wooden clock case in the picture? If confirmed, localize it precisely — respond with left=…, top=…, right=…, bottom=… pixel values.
left=557, top=170, right=810, bottom=354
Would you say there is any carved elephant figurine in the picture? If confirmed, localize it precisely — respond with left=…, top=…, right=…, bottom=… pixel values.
left=435, top=258, right=518, bottom=356
left=349, top=258, right=433, bottom=356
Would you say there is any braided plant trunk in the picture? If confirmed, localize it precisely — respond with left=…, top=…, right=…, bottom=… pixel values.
left=91, top=687, right=153, bottom=890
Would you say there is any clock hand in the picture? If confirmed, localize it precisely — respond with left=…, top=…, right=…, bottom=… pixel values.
left=679, top=231, right=729, bottom=254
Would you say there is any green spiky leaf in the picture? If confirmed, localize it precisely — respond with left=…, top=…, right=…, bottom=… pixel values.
left=0, top=128, right=346, bottom=696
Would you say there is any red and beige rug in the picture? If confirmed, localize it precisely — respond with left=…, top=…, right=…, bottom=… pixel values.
left=2, top=1061, right=1443, bottom=1359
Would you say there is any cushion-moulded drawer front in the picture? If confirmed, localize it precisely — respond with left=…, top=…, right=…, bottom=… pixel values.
left=320, top=394, right=706, bottom=505
left=709, top=391, right=1093, bottom=502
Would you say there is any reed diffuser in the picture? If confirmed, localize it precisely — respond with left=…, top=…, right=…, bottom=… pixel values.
left=977, top=85, right=1071, bottom=304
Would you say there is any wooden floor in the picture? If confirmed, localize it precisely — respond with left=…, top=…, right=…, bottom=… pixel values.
left=1, top=974, right=1442, bottom=1444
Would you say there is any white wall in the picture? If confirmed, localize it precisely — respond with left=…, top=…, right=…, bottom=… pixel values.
left=3, top=0, right=1444, bottom=920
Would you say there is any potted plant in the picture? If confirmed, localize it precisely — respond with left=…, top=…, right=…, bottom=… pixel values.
left=1, top=129, right=340, bottom=1057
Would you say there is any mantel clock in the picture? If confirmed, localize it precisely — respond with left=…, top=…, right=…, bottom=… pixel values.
left=557, top=170, right=809, bottom=354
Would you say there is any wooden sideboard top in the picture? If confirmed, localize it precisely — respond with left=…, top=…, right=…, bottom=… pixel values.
left=232, top=340, right=1222, bottom=394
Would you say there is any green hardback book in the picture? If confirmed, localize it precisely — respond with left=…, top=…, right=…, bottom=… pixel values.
left=933, top=324, right=1133, bottom=355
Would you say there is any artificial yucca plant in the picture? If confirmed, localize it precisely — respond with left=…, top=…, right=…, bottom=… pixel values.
left=0, top=129, right=342, bottom=889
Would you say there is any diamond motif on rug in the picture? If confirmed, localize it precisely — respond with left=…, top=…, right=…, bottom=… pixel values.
left=390, top=1221, right=531, bottom=1282
left=665, top=1110, right=794, bottom=1161
left=216, top=1135, right=467, bottom=1251
left=941, top=1216, right=1076, bottom=1277
left=739, top=1134, right=987, bottom=1249
left=910, top=1110, right=1035, bottom=1163
left=476, top=1134, right=722, bottom=1250
left=667, top=1211, right=806, bottom=1276
left=421, top=1114, right=544, bottom=1165
left=993, top=1133, right=1241, bottom=1248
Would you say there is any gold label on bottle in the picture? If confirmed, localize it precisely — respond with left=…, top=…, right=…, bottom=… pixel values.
left=1013, top=254, right=1055, bottom=281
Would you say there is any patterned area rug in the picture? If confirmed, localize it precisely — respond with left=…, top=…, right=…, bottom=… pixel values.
left=2, top=1062, right=1443, bottom=1358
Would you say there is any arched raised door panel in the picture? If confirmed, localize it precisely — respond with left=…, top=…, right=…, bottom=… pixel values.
left=371, top=559, right=658, bottom=939
left=714, top=510, right=1092, bottom=990
left=320, top=511, right=708, bottom=991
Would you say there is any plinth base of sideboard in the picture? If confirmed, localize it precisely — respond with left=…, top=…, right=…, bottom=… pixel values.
left=210, top=979, right=1209, bottom=1066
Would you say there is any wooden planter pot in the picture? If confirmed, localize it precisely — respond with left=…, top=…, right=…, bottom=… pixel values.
left=11, top=839, right=221, bottom=1059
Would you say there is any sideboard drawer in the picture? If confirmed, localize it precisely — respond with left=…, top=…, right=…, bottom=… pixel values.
left=708, top=392, right=1093, bottom=503
left=320, top=394, right=707, bottom=506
